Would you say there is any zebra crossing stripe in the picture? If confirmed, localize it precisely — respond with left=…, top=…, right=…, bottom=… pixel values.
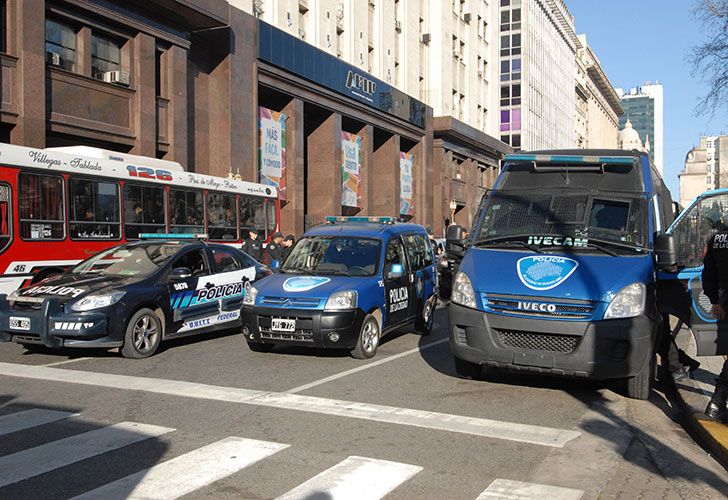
left=0, top=422, right=174, bottom=488
left=72, top=437, right=289, bottom=500
left=0, top=409, right=78, bottom=437
left=276, top=456, right=422, bottom=500
left=476, top=479, right=584, bottom=500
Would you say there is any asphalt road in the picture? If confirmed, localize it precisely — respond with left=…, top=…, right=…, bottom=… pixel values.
left=0, top=307, right=726, bottom=499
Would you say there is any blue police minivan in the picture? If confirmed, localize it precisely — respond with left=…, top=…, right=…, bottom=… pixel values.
left=242, top=217, right=437, bottom=358
left=447, top=150, right=677, bottom=399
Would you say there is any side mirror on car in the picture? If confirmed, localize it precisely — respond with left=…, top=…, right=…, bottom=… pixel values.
left=654, top=232, right=677, bottom=271
left=169, top=267, right=192, bottom=281
left=446, top=225, right=466, bottom=260
left=387, top=263, right=404, bottom=279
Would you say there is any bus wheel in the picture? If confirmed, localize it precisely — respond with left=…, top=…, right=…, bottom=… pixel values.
left=625, top=350, right=655, bottom=400
left=121, top=308, right=162, bottom=359
left=351, top=314, right=380, bottom=359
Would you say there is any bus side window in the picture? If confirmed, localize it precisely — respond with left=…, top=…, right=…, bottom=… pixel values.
left=69, top=178, right=121, bottom=240
left=239, top=195, right=265, bottom=237
left=170, top=188, right=204, bottom=234
left=18, top=173, right=65, bottom=240
left=124, top=184, right=166, bottom=239
left=265, top=199, right=277, bottom=238
left=207, top=193, right=238, bottom=241
left=0, top=185, right=11, bottom=253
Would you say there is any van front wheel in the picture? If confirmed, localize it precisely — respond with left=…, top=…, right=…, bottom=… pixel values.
left=624, top=351, right=655, bottom=400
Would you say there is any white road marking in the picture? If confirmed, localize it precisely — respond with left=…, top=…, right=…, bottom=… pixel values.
left=72, top=437, right=289, bottom=500
left=0, top=409, right=78, bottom=436
left=286, top=338, right=449, bottom=394
left=0, top=362, right=580, bottom=447
left=43, top=357, right=92, bottom=367
left=277, top=456, right=422, bottom=500
left=477, top=479, right=584, bottom=500
left=0, top=422, right=174, bottom=488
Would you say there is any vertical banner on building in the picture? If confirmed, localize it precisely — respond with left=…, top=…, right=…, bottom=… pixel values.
left=259, top=107, right=286, bottom=200
left=400, top=152, right=414, bottom=217
left=341, top=132, right=362, bottom=208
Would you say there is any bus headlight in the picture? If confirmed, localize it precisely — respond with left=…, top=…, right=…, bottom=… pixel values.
left=243, top=286, right=259, bottom=306
left=325, top=291, right=358, bottom=310
left=70, top=292, right=126, bottom=312
left=452, top=272, right=477, bottom=309
left=604, top=283, right=646, bottom=319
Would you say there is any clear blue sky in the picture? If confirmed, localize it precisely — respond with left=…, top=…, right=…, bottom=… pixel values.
left=568, top=0, right=727, bottom=199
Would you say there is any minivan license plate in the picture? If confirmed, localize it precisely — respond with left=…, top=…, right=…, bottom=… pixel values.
left=9, top=316, right=31, bottom=331
left=271, top=318, right=295, bottom=332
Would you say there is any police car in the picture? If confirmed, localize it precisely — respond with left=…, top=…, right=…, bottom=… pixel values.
left=242, top=217, right=437, bottom=358
left=0, top=235, right=270, bottom=358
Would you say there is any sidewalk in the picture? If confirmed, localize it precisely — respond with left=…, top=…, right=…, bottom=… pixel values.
left=673, top=327, right=728, bottom=468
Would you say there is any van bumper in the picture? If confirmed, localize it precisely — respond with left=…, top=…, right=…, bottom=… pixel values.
left=448, top=303, right=657, bottom=380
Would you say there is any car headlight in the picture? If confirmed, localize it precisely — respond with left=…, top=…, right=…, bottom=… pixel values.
left=243, top=286, right=259, bottom=306
left=604, top=283, right=646, bottom=319
left=70, top=291, right=126, bottom=312
left=452, top=272, right=477, bottom=309
left=325, top=290, right=358, bottom=310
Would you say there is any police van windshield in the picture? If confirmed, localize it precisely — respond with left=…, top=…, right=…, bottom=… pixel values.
left=281, top=236, right=382, bottom=277
left=71, top=243, right=181, bottom=276
left=474, top=188, right=650, bottom=253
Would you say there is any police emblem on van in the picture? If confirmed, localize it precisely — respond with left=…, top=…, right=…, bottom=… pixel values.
left=516, top=256, right=578, bottom=291
left=282, top=277, right=331, bottom=292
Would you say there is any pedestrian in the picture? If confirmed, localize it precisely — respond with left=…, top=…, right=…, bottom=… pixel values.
left=427, top=226, right=442, bottom=257
left=266, top=232, right=285, bottom=268
left=702, top=225, right=728, bottom=421
left=282, top=234, right=295, bottom=261
left=241, top=228, right=263, bottom=262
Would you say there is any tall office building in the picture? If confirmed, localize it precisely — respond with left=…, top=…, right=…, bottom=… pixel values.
left=617, top=83, right=664, bottom=173
left=679, top=135, right=728, bottom=207
left=240, top=0, right=500, bottom=135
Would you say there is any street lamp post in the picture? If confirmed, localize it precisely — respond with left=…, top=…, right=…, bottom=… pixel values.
left=449, top=200, right=457, bottom=226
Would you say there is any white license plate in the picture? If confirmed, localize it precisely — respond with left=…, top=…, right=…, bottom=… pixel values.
left=271, top=318, right=296, bottom=333
left=9, top=316, right=31, bottom=331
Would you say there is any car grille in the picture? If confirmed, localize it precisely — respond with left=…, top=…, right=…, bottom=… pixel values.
left=260, top=296, right=322, bottom=308
left=496, top=329, right=580, bottom=353
left=257, top=315, right=314, bottom=342
left=11, top=334, right=42, bottom=344
left=481, top=293, right=596, bottom=321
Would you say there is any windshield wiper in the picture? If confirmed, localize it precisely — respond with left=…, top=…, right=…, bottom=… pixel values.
left=281, top=267, right=315, bottom=275
left=472, top=237, right=543, bottom=253
left=317, top=269, right=352, bottom=276
left=587, top=237, right=644, bottom=254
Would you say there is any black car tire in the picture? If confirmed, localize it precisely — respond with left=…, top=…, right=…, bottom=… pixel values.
left=415, top=296, right=435, bottom=336
left=624, top=350, right=655, bottom=400
left=121, top=308, right=162, bottom=359
left=453, top=356, right=482, bottom=379
left=351, top=314, right=380, bottom=359
left=247, top=341, right=275, bottom=353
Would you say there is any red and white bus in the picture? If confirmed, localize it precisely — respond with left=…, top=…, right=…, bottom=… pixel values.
left=0, top=142, right=279, bottom=294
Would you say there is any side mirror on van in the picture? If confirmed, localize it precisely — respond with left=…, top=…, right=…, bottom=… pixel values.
left=387, top=263, right=404, bottom=279
left=169, top=267, right=192, bottom=281
left=654, top=232, right=677, bottom=271
left=672, top=201, right=681, bottom=222
left=446, top=225, right=466, bottom=260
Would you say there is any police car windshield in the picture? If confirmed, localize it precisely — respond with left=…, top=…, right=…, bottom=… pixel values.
left=71, top=243, right=181, bottom=276
left=281, top=236, right=382, bottom=277
left=475, top=188, right=650, bottom=253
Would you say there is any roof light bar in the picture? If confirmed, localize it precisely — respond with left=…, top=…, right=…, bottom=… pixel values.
left=505, top=154, right=635, bottom=165
left=138, top=233, right=208, bottom=240
left=325, top=216, right=397, bottom=224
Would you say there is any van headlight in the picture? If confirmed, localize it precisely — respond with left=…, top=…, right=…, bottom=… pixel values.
left=325, top=290, right=358, bottom=310
left=243, top=286, right=259, bottom=306
left=604, top=283, right=646, bottom=319
left=70, top=292, right=125, bottom=312
left=452, top=272, right=477, bottom=309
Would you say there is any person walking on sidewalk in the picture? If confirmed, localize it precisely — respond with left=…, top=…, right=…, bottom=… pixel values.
left=702, top=227, right=728, bottom=421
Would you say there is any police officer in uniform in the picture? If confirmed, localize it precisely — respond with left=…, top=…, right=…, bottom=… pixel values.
left=241, top=228, right=263, bottom=262
left=702, top=226, right=728, bottom=421
left=282, top=234, right=295, bottom=261
left=266, top=232, right=285, bottom=268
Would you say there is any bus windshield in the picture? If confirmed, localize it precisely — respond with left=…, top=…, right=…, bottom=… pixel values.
left=71, top=243, right=181, bottom=277
left=281, top=236, right=382, bottom=277
left=474, top=188, right=650, bottom=253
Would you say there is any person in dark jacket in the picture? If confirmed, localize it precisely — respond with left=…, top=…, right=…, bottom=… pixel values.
left=282, top=234, right=295, bottom=261
left=266, top=232, right=285, bottom=268
left=702, top=227, right=728, bottom=421
left=241, top=228, right=263, bottom=262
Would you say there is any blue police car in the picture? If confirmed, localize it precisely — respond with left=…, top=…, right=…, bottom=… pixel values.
left=242, top=217, right=437, bottom=358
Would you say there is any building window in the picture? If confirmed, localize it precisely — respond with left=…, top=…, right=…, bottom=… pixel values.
left=45, top=19, right=76, bottom=71
left=1, top=0, right=6, bottom=53
left=511, top=107, right=521, bottom=131
left=69, top=178, right=121, bottom=240
left=500, top=110, right=510, bottom=132
left=91, top=34, right=121, bottom=80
